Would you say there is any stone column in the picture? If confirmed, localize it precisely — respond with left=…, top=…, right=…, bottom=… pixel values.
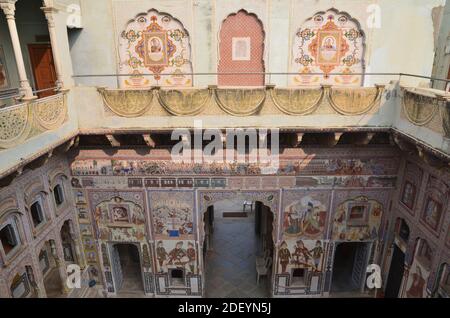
left=0, top=0, right=35, bottom=100
left=41, top=3, right=65, bottom=91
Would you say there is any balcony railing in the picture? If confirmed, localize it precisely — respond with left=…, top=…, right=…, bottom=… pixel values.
left=97, top=84, right=386, bottom=117
left=0, top=92, right=68, bottom=149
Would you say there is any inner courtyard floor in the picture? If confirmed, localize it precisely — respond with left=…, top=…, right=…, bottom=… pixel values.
left=204, top=199, right=271, bottom=298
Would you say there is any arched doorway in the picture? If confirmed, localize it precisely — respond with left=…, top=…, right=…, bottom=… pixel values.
left=202, top=197, right=274, bottom=298
left=385, top=218, right=409, bottom=298
left=40, top=240, right=64, bottom=297
left=110, top=243, right=144, bottom=297
left=60, top=220, right=77, bottom=265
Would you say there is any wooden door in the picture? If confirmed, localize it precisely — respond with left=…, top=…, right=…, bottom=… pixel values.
left=28, top=44, right=57, bottom=98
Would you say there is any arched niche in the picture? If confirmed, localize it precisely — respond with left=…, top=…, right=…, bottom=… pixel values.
left=291, top=8, right=365, bottom=86
left=217, top=10, right=265, bottom=86
left=119, top=9, right=193, bottom=87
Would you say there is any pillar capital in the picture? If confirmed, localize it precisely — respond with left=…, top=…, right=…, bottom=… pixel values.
left=0, top=0, right=17, bottom=19
left=41, top=7, right=56, bottom=28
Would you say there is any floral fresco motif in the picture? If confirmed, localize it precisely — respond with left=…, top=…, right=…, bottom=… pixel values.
left=282, top=192, right=328, bottom=239
left=292, top=9, right=364, bottom=86
left=332, top=196, right=383, bottom=240
left=155, top=240, right=197, bottom=274
left=119, top=10, right=192, bottom=87
left=149, top=191, right=194, bottom=239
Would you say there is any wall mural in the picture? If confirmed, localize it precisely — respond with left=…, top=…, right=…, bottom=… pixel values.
left=419, top=175, right=448, bottom=235
left=155, top=239, right=197, bottom=275
left=70, top=157, right=398, bottom=177
left=291, top=9, right=364, bottom=86
left=332, top=195, right=383, bottom=241
left=275, top=239, right=328, bottom=295
left=148, top=191, right=194, bottom=239
left=277, top=239, right=326, bottom=274
left=282, top=190, right=330, bottom=239
left=119, top=10, right=192, bottom=87
left=404, top=241, right=432, bottom=298
left=89, top=191, right=147, bottom=242
left=399, top=161, right=423, bottom=214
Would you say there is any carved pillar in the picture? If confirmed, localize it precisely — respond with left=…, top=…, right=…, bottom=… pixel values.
left=0, top=0, right=35, bottom=100
left=41, top=3, right=65, bottom=90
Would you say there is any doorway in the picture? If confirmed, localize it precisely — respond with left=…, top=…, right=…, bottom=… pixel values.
left=203, top=198, right=274, bottom=298
left=111, top=243, right=144, bottom=296
left=331, top=242, right=370, bottom=294
left=384, top=244, right=405, bottom=298
left=28, top=44, right=57, bottom=98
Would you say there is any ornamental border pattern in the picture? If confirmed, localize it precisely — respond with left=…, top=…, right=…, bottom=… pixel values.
left=97, top=85, right=385, bottom=118
left=0, top=93, right=68, bottom=149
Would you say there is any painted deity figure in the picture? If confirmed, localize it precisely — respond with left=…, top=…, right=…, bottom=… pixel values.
left=186, top=242, right=196, bottom=273
left=278, top=241, right=291, bottom=273
left=156, top=241, right=167, bottom=273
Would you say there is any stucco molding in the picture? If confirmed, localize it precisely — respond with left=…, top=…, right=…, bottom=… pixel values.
left=269, top=86, right=323, bottom=115
left=213, top=88, right=266, bottom=116
left=98, top=87, right=154, bottom=117
left=156, top=88, right=211, bottom=116
left=402, top=88, right=440, bottom=126
left=327, top=84, right=385, bottom=115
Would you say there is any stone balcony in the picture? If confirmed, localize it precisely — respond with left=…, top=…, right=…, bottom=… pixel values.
left=0, top=82, right=449, bottom=179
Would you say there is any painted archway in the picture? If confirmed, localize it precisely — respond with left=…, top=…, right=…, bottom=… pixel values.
left=218, top=10, right=265, bottom=86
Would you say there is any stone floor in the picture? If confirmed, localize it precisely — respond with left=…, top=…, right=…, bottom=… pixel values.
left=204, top=199, right=271, bottom=298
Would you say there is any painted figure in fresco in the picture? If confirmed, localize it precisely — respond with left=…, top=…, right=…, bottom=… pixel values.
left=187, top=242, right=196, bottom=273
left=278, top=241, right=291, bottom=273
left=322, top=36, right=336, bottom=50
left=424, top=199, right=441, bottom=229
left=150, top=38, right=162, bottom=53
left=406, top=265, right=426, bottom=298
left=156, top=241, right=168, bottom=273
left=284, top=200, right=326, bottom=237
left=168, top=241, right=188, bottom=266
left=292, top=240, right=312, bottom=266
left=112, top=206, right=128, bottom=222
left=310, top=240, right=323, bottom=272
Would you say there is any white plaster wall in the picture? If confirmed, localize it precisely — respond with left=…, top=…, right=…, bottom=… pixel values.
left=67, top=0, right=445, bottom=88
